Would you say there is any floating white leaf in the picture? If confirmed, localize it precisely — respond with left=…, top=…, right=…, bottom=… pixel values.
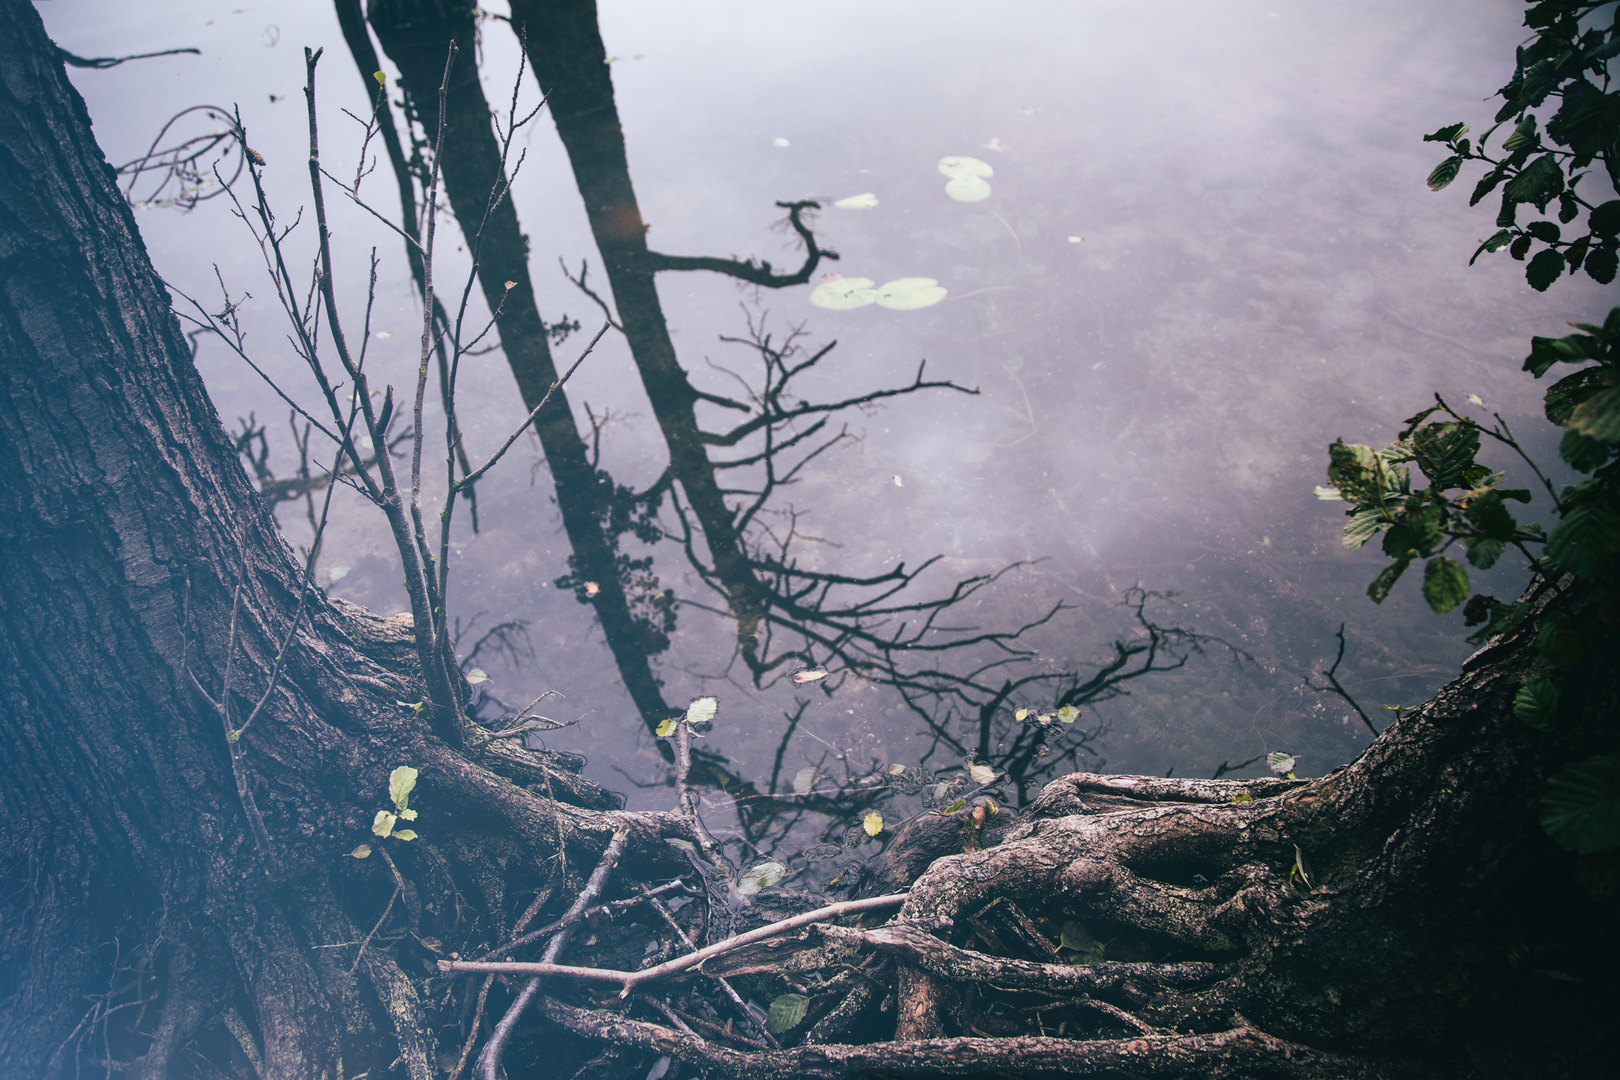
left=809, top=276, right=877, bottom=310
left=792, top=668, right=830, bottom=685
left=875, top=277, right=947, bottom=310
left=944, top=173, right=991, bottom=202
left=684, top=696, right=719, bottom=728
left=888, top=763, right=907, bottom=775
left=772, top=136, right=790, bottom=148
left=938, top=155, right=993, bottom=202
left=1266, top=751, right=1298, bottom=776
left=737, top=861, right=786, bottom=895
left=793, top=766, right=822, bottom=794
left=327, top=565, right=351, bottom=583
left=834, top=192, right=879, bottom=210
left=968, top=764, right=997, bottom=785
left=465, top=667, right=490, bottom=685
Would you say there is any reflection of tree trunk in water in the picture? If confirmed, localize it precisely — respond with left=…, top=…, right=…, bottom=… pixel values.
left=367, top=0, right=673, bottom=731
left=510, top=0, right=773, bottom=655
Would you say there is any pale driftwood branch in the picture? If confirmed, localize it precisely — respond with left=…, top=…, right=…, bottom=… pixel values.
left=538, top=997, right=1389, bottom=1079
left=440, top=893, right=910, bottom=990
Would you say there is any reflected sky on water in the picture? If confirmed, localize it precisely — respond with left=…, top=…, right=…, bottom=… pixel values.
left=47, top=1, right=1613, bottom=821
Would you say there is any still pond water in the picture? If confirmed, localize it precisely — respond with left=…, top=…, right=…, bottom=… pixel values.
left=47, top=1, right=1613, bottom=841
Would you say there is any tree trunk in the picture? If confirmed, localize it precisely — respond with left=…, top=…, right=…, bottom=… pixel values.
left=0, top=4, right=683, bottom=1075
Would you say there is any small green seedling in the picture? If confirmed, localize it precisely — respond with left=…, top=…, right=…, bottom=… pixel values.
left=351, top=765, right=420, bottom=858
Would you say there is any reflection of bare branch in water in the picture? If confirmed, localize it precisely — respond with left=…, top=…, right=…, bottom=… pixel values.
left=116, top=104, right=244, bottom=211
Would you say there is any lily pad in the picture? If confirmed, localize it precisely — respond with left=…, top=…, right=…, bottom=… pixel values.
left=939, top=155, right=993, bottom=202
left=875, top=277, right=947, bottom=310
left=809, top=275, right=877, bottom=310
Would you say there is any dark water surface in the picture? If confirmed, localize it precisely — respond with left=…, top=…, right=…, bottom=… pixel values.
left=48, top=1, right=1613, bottom=843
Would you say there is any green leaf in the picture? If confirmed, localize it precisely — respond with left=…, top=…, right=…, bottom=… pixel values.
left=1568, top=384, right=1620, bottom=442
left=1526, top=247, right=1566, bottom=291
left=389, top=766, right=418, bottom=812
left=1525, top=220, right=1562, bottom=243
left=766, top=994, right=811, bottom=1035
left=1513, top=676, right=1560, bottom=732
left=1410, top=422, right=1481, bottom=489
left=1465, top=537, right=1506, bottom=569
left=1560, top=429, right=1612, bottom=472
left=1469, top=228, right=1514, bottom=264
left=1584, top=246, right=1619, bottom=283
left=1502, top=115, right=1540, bottom=152
left=1056, top=704, right=1079, bottom=724
left=372, top=810, right=397, bottom=838
left=1367, top=556, right=1412, bottom=604
left=664, top=837, right=696, bottom=851
left=1505, top=154, right=1565, bottom=209
left=1422, top=556, right=1470, bottom=614
left=391, top=829, right=418, bottom=841
left=737, top=861, right=786, bottom=896
left=373, top=70, right=387, bottom=86
left=1465, top=599, right=1529, bottom=646
left=1341, top=508, right=1387, bottom=550
left=1469, top=165, right=1508, bottom=208
left=941, top=798, right=967, bottom=814
left=1558, top=193, right=1580, bottom=224
left=1544, top=367, right=1609, bottom=425
left=1590, top=200, right=1620, bottom=237
left=1059, top=920, right=1099, bottom=954
left=350, top=844, right=372, bottom=859
left=1464, top=491, right=1519, bottom=541
left=1545, top=500, right=1620, bottom=578
left=1423, top=122, right=1468, bottom=143
left=1540, top=754, right=1620, bottom=855
left=1328, top=440, right=1404, bottom=505
left=1427, top=156, right=1464, bottom=191
left=1534, top=616, right=1584, bottom=667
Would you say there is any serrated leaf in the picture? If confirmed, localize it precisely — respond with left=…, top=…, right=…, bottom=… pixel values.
left=1545, top=500, right=1620, bottom=578
left=1584, top=247, right=1619, bottom=283
left=863, top=811, right=884, bottom=836
left=1560, top=429, right=1612, bottom=472
left=1422, top=557, right=1469, bottom=614
left=683, top=696, right=719, bottom=729
left=1314, top=484, right=1346, bottom=501
left=398, top=808, right=417, bottom=821
left=1423, top=122, right=1468, bottom=143
left=391, top=829, right=418, bottom=841
left=737, top=861, right=786, bottom=895
left=1540, top=753, right=1620, bottom=855
left=1427, top=155, right=1464, bottom=191
left=765, top=993, right=810, bottom=1035
left=389, top=766, right=418, bottom=811
left=350, top=844, right=372, bottom=859
left=1590, top=200, right=1620, bottom=237
left=1535, top=616, right=1584, bottom=667
left=1469, top=167, right=1508, bottom=209
left=1526, top=247, right=1566, bottom=291
left=1544, top=367, right=1609, bottom=426
left=1513, top=677, right=1560, bottom=732
left=1367, top=556, right=1412, bottom=604
left=1569, top=385, right=1620, bottom=443
left=968, top=764, right=997, bottom=785
left=1342, top=507, right=1387, bottom=550
left=372, top=810, right=397, bottom=838
left=1466, top=537, right=1506, bottom=570
left=1266, top=751, right=1297, bottom=776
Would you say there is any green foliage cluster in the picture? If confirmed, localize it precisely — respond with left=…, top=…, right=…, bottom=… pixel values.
left=1327, top=1, right=1620, bottom=865
left=1423, top=1, right=1620, bottom=290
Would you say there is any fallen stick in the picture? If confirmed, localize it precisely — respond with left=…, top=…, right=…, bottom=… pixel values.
left=440, top=892, right=909, bottom=993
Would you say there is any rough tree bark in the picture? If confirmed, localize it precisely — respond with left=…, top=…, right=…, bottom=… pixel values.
left=0, top=4, right=685, bottom=1076
left=2, top=2, right=1615, bottom=1078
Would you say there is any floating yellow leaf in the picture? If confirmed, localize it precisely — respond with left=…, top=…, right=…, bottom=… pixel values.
left=1014, top=707, right=1029, bottom=721
left=656, top=717, right=678, bottom=737
left=863, top=811, right=883, bottom=836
